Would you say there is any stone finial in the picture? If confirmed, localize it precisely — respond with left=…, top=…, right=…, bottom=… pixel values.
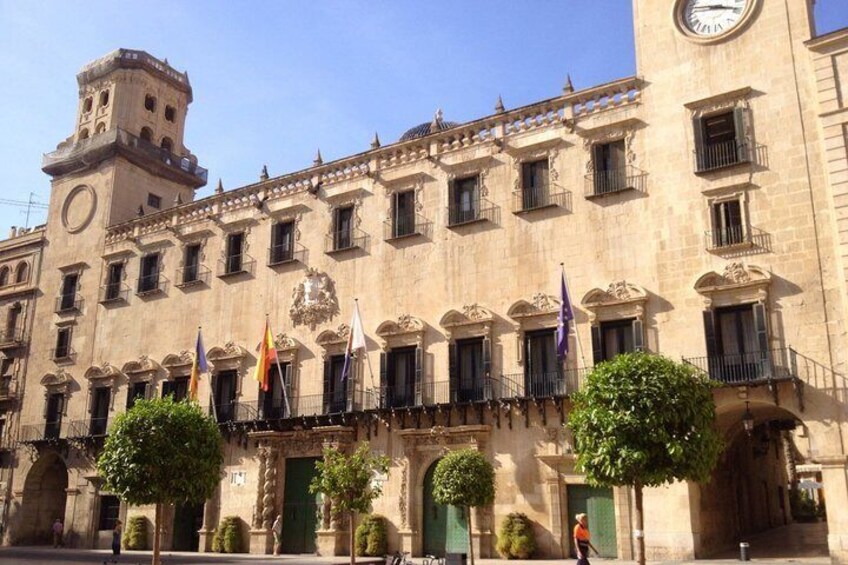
left=174, top=193, right=183, bottom=205
left=8, top=227, right=16, bottom=239
left=215, top=179, right=224, bottom=194
left=313, top=149, right=323, bottom=166
left=260, top=164, right=269, bottom=181
left=431, top=108, right=443, bottom=129
left=371, top=132, right=381, bottom=149
left=563, top=74, right=574, bottom=94
left=495, top=95, right=505, bottom=114
left=137, top=205, right=144, bottom=217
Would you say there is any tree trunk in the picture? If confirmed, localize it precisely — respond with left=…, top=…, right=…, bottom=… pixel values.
left=466, top=506, right=475, bottom=565
left=153, top=502, right=162, bottom=565
left=634, top=482, right=645, bottom=565
left=350, top=511, right=356, bottom=565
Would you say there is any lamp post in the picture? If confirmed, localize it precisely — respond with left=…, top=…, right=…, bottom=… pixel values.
left=742, top=401, right=754, bottom=436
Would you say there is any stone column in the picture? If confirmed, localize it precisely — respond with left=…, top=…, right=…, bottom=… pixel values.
left=249, top=444, right=275, bottom=555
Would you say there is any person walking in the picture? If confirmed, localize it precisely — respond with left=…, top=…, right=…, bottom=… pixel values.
left=272, top=514, right=283, bottom=555
left=51, top=518, right=64, bottom=548
left=104, top=519, right=122, bottom=564
left=573, top=513, right=599, bottom=565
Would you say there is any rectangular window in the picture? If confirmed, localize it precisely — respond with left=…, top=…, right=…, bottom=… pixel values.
left=90, top=387, right=110, bottom=436
left=450, top=176, right=480, bottom=225
left=592, top=140, right=627, bottom=195
left=391, top=191, right=416, bottom=238
left=214, top=370, right=238, bottom=422
left=59, top=273, right=79, bottom=311
left=326, top=355, right=348, bottom=413
left=54, top=328, right=72, bottom=360
left=183, top=243, right=201, bottom=284
left=521, top=159, right=550, bottom=210
left=105, top=262, right=124, bottom=301
left=162, top=377, right=189, bottom=402
left=524, top=329, right=560, bottom=396
left=713, top=305, right=762, bottom=381
left=333, top=207, right=354, bottom=250
left=270, top=221, right=294, bottom=264
left=695, top=108, right=750, bottom=172
left=262, top=363, right=289, bottom=419
left=711, top=199, right=744, bottom=247
left=600, top=319, right=636, bottom=361
left=386, top=346, right=416, bottom=408
left=225, top=233, right=244, bottom=274
left=456, top=338, right=484, bottom=402
left=137, top=253, right=160, bottom=294
left=45, top=392, right=64, bottom=440
left=126, top=381, right=148, bottom=410
left=98, top=495, right=120, bottom=531
left=147, top=193, right=162, bottom=209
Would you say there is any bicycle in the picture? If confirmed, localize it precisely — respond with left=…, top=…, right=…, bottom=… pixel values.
left=422, top=554, right=444, bottom=565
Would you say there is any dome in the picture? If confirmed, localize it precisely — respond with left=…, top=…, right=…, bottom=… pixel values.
left=399, top=110, right=459, bottom=141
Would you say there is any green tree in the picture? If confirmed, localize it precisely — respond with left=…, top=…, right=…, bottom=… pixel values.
left=97, top=397, right=224, bottom=565
left=309, top=442, right=390, bottom=565
left=568, top=352, right=722, bottom=565
left=432, top=449, right=495, bottom=565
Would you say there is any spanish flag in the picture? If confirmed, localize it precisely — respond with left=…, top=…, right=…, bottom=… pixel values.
left=253, top=320, right=277, bottom=392
left=189, top=328, right=208, bottom=401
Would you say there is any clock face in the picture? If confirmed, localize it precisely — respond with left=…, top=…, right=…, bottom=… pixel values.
left=682, top=0, right=749, bottom=37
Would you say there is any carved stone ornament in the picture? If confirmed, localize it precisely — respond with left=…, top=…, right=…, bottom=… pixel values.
left=376, top=315, right=425, bottom=337
left=582, top=280, right=648, bottom=308
left=723, top=262, right=750, bottom=284
left=84, top=363, right=123, bottom=383
left=162, top=351, right=194, bottom=378
left=583, top=127, right=636, bottom=173
left=507, top=294, right=561, bottom=320
left=122, top=355, right=162, bottom=377
left=41, top=369, right=72, bottom=390
left=207, top=342, right=249, bottom=362
left=274, top=333, right=298, bottom=352
left=512, top=147, right=560, bottom=192
left=316, top=324, right=350, bottom=347
left=290, top=268, right=339, bottom=329
left=694, top=262, right=771, bottom=298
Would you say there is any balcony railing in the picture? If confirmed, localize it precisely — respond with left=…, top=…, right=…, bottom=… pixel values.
left=210, top=401, right=259, bottom=424
left=0, top=376, right=17, bottom=400
left=447, top=198, right=497, bottom=227
left=66, top=417, right=111, bottom=438
left=325, top=228, right=368, bottom=254
left=694, top=139, right=750, bottom=173
left=372, top=385, right=419, bottom=409
left=217, top=253, right=256, bottom=278
left=175, top=265, right=211, bottom=288
left=383, top=213, right=430, bottom=241
left=136, top=274, right=166, bottom=296
left=683, top=348, right=797, bottom=385
left=100, top=283, right=130, bottom=304
left=268, top=243, right=306, bottom=266
left=51, top=347, right=76, bottom=363
left=0, top=328, right=24, bottom=348
left=20, top=421, right=64, bottom=442
left=55, top=293, right=83, bottom=314
left=705, top=226, right=768, bottom=251
left=513, top=186, right=569, bottom=213
left=584, top=165, right=647, bottom=198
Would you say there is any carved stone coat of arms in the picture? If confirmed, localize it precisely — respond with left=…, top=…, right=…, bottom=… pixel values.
left=290, top=268, right=339, bottom=329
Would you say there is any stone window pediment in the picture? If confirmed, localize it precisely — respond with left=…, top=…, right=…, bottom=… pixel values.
left=317, top=324, right=350, bottom=355
left=684, top=87, right=752, bottom=117
left=207, top=342, right=249, bottom=372
left=507, top=294, right=561, bottom=322
left=40, top=369, right=72, bottom=391
left=694, top=262, right=770, bottom=307
left=83, top=363, right=123, bottom=386
left=122, top=355, right=162, bottom=381
left=440, top=304, right=493, bottom=340
left=162, top=350, right=194, bottom=378
left=581, top=280, right=648, bottom=323
left=376, top=315, right=425, bottom=349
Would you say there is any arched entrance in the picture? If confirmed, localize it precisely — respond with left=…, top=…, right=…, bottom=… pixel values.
left=695, top=399, right=829, bottom=559
left=422, top=459, right=468, bottom=556
left=20, top=453, right=68, bottom=544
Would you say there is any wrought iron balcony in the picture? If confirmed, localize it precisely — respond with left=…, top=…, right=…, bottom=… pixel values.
left=217, top=253, right=256, bottom=278
left=371, top=386, right=419, bottom=410
left=512, top=186, right=569, bottom=214
left=268, top=242, right=306, bottom=266
left=447, top=198, right=497, bottom=227
left=100, top=283, right=130, bottom=304
left=383, top=213, right=431, bottom=241
left=210, top=401, right=259, bottom=424
left=136, top=274, right=167, bottom=296
left=705, top=226, right=768, bottom=251
left=584, top=165, right=647, bottom=198
left=55, top=293, right=83, bottom=314
left=20, top=421, right=64, bottom=442
left=694, top=139, right=751, bottom=174
left=0, top=328, right=24, bottom=348
left=175, top=265, right=211, bottom=288
left=51, top=346, right=76, bottom=363
left=325, top=227, right=368, bottom=254
left=683, top=348, right=797, bottom=385
left=66, top=417, right=111, bottom=438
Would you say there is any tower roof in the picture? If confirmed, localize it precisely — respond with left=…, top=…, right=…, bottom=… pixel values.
left=399, top=109, right=460, bottom=141
left=77, top=49, right=192, bottom=102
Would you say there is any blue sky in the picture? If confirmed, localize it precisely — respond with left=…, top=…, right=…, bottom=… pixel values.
left=0, top=1, right=846, bottom=232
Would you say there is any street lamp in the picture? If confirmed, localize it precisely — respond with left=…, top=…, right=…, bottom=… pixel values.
left=742, top=401, right=754, bottom=436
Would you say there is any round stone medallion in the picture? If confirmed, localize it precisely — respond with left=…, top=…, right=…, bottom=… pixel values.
left=61, top=185, right=97, bottom=234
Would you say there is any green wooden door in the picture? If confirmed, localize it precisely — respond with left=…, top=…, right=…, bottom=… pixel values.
left=567, top=485, right=617, bottom=558
left=423, top=460, right=468, bottom=556
left=172, top=502, right=204, bottom=552
left=281, top=457, right=321, bottom=554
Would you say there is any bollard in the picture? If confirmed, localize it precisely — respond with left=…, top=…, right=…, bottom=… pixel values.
left=739, top=541, right=750, bottom=561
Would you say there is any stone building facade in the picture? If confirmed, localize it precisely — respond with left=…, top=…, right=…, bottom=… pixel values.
left=2, top=0, right=848, bottom=562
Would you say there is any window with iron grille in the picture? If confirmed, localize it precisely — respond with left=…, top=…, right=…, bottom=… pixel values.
left=271, top=221, right=294, bottom=263
left=105, top=262, right=124, bottom=301
left=137, top=253, right=160, bottom=293
left=59, top=273, right=79, bottom=311
left=521, top=159, right=550, bottom=210
left=98, top=495, right=120, bottom=531
left=225, top=233, right=245, bottom=273
left=391, top=191, right=416, bottom=238
left=591, top=140, right=627, bottom=195
left=694, top=108, right=750, bottom=172
left=55, top=328, right=71, bottom=359
left=147, top=193, right=162, bottom=209
left=333, top=207, right=354, bottom=250
left=711, top=199, right=744, bottom=247
left=450, top=176, right=479, bottom=225
left=183, top=243, right=201, bottom=283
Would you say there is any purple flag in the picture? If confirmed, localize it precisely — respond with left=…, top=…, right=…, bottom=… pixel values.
left=556, top=271, right=574, bottom=360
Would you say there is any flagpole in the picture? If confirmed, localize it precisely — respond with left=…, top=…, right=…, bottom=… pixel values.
left=355, top=299, right=377, bottom=390
left=267, top=314, right=292, bottom=417
left=198, top=325, right=218, bottom=423
left=561, top=263, right=588, bottom=371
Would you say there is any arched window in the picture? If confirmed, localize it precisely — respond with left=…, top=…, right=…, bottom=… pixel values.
left=99, top=90, right=110, bottom=107
left=140, top=127, right=153, bottom=143
left=83, top=97, right=93, bottom=113
left=164, top=105, right=176, bottom=123
left=144, top=94, right=156, bottom=112
left=78, top=128, right=90, bottom=140
left=15, top=263, right=28, bottom=284
left=160, top=137, right=173, bottom=153
left=95, top=122, right=106, bottom=134
left=0, top=268, right=8, bottom=288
